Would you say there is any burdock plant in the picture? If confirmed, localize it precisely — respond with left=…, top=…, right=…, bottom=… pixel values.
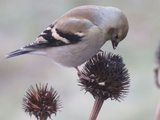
left=79, top=51, right=130, bottom=120
left=22, top=83, right=61, bottom=120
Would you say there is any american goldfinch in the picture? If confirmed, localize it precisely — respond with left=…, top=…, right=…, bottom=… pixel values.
left=5, top=5, right=129, bottom=73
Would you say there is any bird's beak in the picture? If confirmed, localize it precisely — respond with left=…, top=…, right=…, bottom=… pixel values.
left=111, top=40, right=119, bottom=50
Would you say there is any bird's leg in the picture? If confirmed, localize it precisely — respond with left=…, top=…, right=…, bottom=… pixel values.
left=75, top=67, right=90, bottom=80
left=75, top=67, right=82, bottom=77
left=75, top=50, right=103, bottom=80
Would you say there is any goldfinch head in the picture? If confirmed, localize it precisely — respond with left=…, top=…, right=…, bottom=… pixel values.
left=105, top=7, right=129, bottom=49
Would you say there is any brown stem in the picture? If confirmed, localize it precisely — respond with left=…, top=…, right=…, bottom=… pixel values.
left=154, top=67, right=160, bottom=88
left=89, top=96, right=104, bottom=120
left=40, top=115, right=47, bottom=120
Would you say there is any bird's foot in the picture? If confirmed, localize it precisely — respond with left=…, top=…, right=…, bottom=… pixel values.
left=75, top=67, right=90, bottom=80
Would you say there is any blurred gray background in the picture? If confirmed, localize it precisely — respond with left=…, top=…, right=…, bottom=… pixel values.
left=0, top=0, right=160, bottom=120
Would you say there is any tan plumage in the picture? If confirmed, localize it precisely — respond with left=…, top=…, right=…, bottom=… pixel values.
left=5, top=5, right=129, bottom=69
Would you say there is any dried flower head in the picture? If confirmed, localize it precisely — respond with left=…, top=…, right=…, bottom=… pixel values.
left=79, top=52, right=130, bottom=101
left=23, top=83, right=61, bottom=120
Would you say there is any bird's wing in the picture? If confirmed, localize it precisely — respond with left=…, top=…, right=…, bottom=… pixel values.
left=33, top=17, right=95, bottom=48
left=5, top=17, right=95, bottom=59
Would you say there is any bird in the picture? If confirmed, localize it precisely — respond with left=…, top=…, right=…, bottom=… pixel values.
left=5, top=5, right=129, bottom=76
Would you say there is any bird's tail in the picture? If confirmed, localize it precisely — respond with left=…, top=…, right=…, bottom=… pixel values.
left=5, top=48, right=35, bottom=59
left=5, top=42, right=48, bottom=59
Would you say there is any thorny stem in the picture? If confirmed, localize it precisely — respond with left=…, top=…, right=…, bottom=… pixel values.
left=89, top=96, right=104, bottom=120
left=154, top=67, right=160, bottom=88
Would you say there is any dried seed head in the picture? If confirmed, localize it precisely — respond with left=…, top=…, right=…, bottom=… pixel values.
left=79, top=52, right=130, bottom=101
left=22, top=83, right=61, bottom=120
